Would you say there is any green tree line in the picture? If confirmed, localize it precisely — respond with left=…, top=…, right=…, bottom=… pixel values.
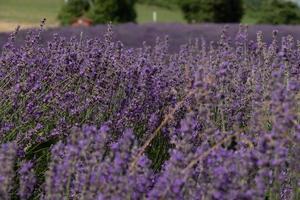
left=58, top=0, right=300, bottom=25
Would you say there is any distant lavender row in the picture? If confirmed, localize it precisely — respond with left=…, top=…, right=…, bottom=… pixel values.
left=2, top=23, right=300, bottom=52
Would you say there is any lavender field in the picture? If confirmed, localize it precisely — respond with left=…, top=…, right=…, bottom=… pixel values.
left=2, top=23, right=300, bottom=52
left=0, top=22, right=300, bottom=199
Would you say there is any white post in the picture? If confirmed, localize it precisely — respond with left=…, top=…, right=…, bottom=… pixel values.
left=153, top=11, right=157, bottom=22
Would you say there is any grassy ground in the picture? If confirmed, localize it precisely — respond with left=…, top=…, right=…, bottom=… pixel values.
left=241, top=11, right=259, bottom=24
left=0, top=0, right=63, bottom=24
left=0, top=0, right=63, bottom=31
left=0, top=0, right=185, bottom=32
left=136, top=4, right=184, bottom=23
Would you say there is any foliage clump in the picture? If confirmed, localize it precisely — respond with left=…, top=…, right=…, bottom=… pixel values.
left=137, top=0, right=179, bottom=9
left=257, top=0, right=300, bottom=24
left=179, top=0, right=244, bottom=23
left=58, top=0, right=137, bottom=25
left=57, top=0, right=90, bottom=25
left=88, top=0, right=137, bottom=24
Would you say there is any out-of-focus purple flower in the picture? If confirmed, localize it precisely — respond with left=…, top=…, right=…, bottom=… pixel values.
left=18, top=161, right=36, bottom=200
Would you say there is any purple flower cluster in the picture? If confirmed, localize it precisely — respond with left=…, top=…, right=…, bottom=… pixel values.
left=0, top=142, right=16, bottom=199
left=0, top=23, right=299, bottom=199
left=19, top=161, right=36, bottom=200
left=44, top=125, right=153, bottom=200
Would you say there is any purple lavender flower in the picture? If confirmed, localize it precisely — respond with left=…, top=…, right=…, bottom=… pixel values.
left=18, top=161, right=36, bottom=200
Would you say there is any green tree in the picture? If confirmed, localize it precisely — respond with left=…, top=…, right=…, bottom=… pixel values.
left=88, top=0, right=137, bottom=24
left=58, top=0, right=90, bottom=25
left=257, top=0, right=300, bottom=24
left=179, top=0, right=244, bottom=23
left=244, top=0, right=263, bottom=10
left=137, top=0, right=179, bottom=9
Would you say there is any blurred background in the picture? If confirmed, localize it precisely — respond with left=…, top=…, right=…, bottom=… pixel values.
left=1, top=0, right=300, bottom=52
left=1, top=0, right=300, bottom=32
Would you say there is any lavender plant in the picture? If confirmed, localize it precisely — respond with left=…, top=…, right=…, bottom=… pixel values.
left=0, top=22, right=299, bottom=199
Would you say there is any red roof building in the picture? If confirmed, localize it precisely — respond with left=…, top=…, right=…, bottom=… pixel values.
left=71, top=18, right=93, bottom=27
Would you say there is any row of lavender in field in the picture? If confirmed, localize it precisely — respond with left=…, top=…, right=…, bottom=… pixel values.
left=0, top=23, right=299, bottom=199
left=2, top=23, right=300, bottom=54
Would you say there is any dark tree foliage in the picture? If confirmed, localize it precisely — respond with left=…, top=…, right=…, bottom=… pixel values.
left=180, top=0, right=244, bottom=23
left=137, top=0, right=180, bottom=9
left=257, top=0, right=300, bottom=24
left=88, top=0, right=137, bottom=24
left=244, top=0, right=263, bottom=10
left=57, top=0, right=90, bottom=25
